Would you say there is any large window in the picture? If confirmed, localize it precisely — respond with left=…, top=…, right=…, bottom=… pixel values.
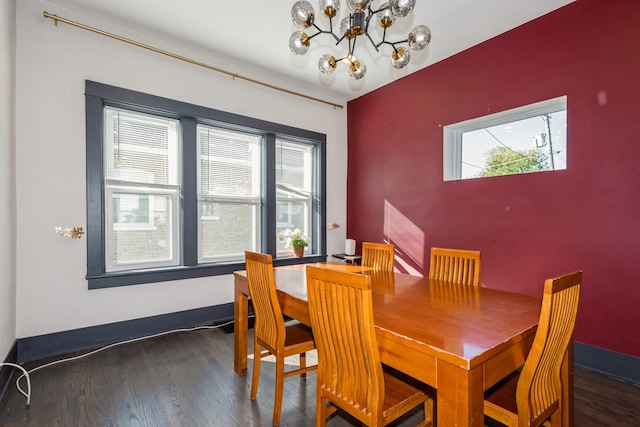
left=443, top=96, right=567, bottom=181
left=86, top=81, right=326, bottom=289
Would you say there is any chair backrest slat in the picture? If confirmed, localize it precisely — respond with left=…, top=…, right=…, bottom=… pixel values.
left=361, top=242, right=395, bottom=271
left=245, top=251, right=285, bottom=349
left=429, top=247, right=481, bottom=286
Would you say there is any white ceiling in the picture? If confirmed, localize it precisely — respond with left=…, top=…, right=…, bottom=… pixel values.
left=44, top=0, right=575, bottom=102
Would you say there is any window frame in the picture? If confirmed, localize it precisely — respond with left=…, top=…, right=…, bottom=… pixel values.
left=443, top=96, right=567, bottom=181
left=86, top=81, right=327, bottom=289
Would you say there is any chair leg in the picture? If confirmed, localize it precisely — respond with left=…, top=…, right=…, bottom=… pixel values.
left=300, top=351, right=307, bottom=379
left=548, top=409, right=562, bottom=426
left=272, top=356, right=285, bottom=426
left=250, top=341, right=261, bottom=400
left=424, top=397, right=434, bottom=426
left=316, top=395, right=327, bottom=427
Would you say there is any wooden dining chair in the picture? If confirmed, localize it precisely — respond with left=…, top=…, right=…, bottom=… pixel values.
left=306, top=265, right=434, bottom=427
left=484, top=270, right=582, bottom=427
left=244, top=251, right=317, bottom=426
left=428, top=247, right=481, bottom=286
left=361, top=242, right=395, bottom=271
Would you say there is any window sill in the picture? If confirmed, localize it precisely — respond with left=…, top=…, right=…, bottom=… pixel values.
left=87, top=255, right=328, bottom=289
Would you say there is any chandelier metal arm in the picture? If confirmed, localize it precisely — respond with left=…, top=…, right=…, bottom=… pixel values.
left=311, top=22, right=341, bottom=43
left=376, top=38, right=409, bottom=53
left=365, top=32, right=379, bottom=53
left=303, top=23, right=337, bottom=43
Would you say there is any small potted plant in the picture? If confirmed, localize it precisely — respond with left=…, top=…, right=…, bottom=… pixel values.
left=279, top=228, right=309, bottom=257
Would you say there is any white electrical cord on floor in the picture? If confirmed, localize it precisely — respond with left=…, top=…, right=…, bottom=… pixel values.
left=6, top=317, right=251, bottom=407
left=1, top=363, right=31, bottom=405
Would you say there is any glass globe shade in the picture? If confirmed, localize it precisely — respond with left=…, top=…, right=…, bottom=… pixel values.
left=390, top=47, right=410, bottom=68
left=346, top=0, right=372, bottom=12
left=318, top=54, right=337, bottom=74
left=319, top=0, right=340, bottom=18
left=291, top=1, right=315, bottom=28
left=408, top=25, right=431, bottom=50
left=389, top=0, right=415, bottom=18
left=340, top=16, right=355, bottom=39
left=376, top=9, right=395, bottom=28
left=289, top=32, right=310, bottom=55
left=348, top=58, right=366, bottom=79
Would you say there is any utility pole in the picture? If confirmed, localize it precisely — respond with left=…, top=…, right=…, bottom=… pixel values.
left=543, top=114, right=555, bottom=170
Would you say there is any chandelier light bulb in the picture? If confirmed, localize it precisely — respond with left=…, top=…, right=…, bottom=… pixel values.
left=339, top=16, right=355, bottom=39
left=291, top=1, right=315, bottom=28
left=319, top=0, right=340, bottom=18
left=289, top=31, right=311, bottom=55
left=376, top=9, right=396, bottom=28
left=288, top=0, right=431, bottom=80
left=318, top=54, right=337, bottom=74
left=408, top=25, right=431, bottom=50
left=346, top=0, right=373, bottom=12
left=390, top=47, right=410, bottom=68
left=389, top=0, right=416, bottom=18
left=348, top=58, right=366, bottom=79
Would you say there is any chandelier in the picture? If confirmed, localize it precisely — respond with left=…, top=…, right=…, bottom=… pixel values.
left=288, top=0, right=431, bottom=80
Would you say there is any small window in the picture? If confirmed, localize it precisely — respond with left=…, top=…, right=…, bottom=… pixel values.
left=444, top=97, right=567, bottom=181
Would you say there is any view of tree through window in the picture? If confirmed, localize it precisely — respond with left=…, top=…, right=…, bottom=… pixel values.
left=462, top=111, right=566, bottom=179
left=443, top=97, right=567, bottom=181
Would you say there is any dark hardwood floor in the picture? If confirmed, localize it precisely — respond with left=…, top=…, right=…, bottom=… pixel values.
left=1, top=323, right=638, bottom=426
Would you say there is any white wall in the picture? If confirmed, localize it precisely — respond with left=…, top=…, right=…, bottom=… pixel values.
left=14, top=0, right=348, bottom=338
left=0, top=0, right=16, bottom=359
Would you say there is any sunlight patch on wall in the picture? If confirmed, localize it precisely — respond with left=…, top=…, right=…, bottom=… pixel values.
left=384, top=200, right=425, bottom=269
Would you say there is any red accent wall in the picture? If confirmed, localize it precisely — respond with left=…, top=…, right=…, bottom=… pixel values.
left=346, top=0, right=640, bottom=357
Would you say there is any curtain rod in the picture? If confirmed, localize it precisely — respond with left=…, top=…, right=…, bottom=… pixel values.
left=42, top=11, right=344, bottom=110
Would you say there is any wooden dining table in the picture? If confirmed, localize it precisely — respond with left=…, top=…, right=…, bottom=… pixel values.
left=233, top=263, right=574, bottom=427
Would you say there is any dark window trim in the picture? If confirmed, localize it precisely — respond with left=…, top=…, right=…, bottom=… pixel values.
left=85, top=80, right=327, bottom=289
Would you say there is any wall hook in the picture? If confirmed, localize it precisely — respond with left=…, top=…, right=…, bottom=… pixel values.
left=55, top=226, right=84, bottom=239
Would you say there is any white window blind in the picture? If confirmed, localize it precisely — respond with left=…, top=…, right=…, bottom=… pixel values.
left=196, top=125, right=262, bottom=262
left=104, top=107, right=181, bottom=271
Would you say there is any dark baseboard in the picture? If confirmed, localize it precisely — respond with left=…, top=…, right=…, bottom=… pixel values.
left=574, top=341, right=640, bottom=386
left=16, top=303, right=234, bottom=363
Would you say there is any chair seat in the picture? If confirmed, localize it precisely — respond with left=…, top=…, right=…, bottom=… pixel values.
left=382, top=369, right=431, bottom=424
left=484, top=370, right=519, bottom=424
left=283, top=322, right=316, bottom=354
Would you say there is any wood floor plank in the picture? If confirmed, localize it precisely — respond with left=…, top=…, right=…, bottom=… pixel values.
left=1, top=325, right=638, bottom=426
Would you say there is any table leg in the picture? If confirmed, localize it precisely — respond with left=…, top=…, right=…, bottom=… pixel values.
left=233, top=283, right=249, bottom=376
left=436, top=361, right=485, bottom=427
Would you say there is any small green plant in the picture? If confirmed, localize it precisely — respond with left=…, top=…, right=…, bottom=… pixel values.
left=279, top=228, right=309, bottom=248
